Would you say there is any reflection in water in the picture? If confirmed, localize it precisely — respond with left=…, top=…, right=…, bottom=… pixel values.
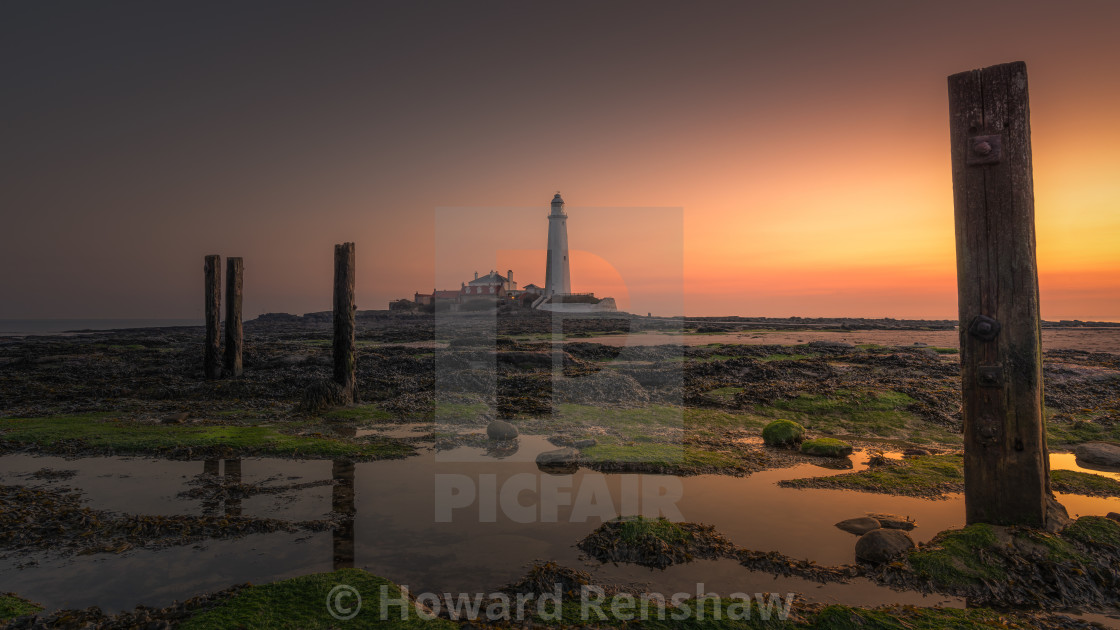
left=2, top=440, right=1119, bottom=615
left=332, top=459, right=355, bottom=570
left=198, top=458, right=243, bottom=516
left=225, top=458, right=242, bottom=516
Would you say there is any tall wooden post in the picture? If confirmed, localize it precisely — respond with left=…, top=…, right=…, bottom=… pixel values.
left=333, top=243, right=356, bottom=403
left=203, top=255, right=222, bottom=379
left=224, top=257, right=244, bottom=377
left=949, top=61, right=1049, bottom=527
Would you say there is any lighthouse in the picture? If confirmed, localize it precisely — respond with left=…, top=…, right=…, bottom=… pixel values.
left=544, top=192, right=571, bottom=297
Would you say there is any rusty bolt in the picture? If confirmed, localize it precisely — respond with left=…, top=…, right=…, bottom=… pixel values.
left=968, top=315, right=1001, bottom=342
left=973, top=141, right=992, bottom=156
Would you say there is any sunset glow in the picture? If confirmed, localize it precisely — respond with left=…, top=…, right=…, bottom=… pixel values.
left=2, top=1, right=1118, bottom=320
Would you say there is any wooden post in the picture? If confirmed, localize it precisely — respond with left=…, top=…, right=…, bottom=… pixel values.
left=224, top=257, right=244, bottom=377
left=949, top=61, right=1049, bottom=527
left=203, top=255, right=222, bottom=379
left=333, top=243, right=356, bottom=403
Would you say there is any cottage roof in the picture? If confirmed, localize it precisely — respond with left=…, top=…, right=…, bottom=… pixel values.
left=468, top=270, right=508, bottom=285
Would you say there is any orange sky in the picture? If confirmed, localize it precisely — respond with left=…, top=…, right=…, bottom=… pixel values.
left=2, top=1, right=1118, bottom=320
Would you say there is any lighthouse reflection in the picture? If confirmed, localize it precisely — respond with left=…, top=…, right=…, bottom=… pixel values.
left=199, top=457, right=243, bottom=516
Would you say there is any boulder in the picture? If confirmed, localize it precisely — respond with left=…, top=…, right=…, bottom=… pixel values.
left=1044, top=495, right=1071, bottom=533
left=1106, top=512, right=1120, bottom=523
left=486, top=420, right=519, bottom=441
left=536, top=447, right=580, bottom=474
left=867, top=513, right=916, bottom=531
left=573, top=439, right=597, bottom=449
left=1074, top=442, right=1120, bottom=468
left=762, top=419, right=805, bottom=447
left=835, top=517, right=881, bottom=536
left=800, top=438, right=853, bottom=458
left=855, top=529, right=915, bottom=564
left=902, top=448, right=931, bottom=457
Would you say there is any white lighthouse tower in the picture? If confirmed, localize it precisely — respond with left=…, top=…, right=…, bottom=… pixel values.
left=544, top=192, right=571, bottom=297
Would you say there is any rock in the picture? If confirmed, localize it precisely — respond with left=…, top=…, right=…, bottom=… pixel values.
left=866, top=451, right=891, bottom=467
left=855, top=529, right=915, bottom=564
left=835, top=517, right=881, bottom=535
left=487, top=420, right=519, bottom=441
left=811, top=457, right=854, bottom=470
left=574, top=439, right=597, bottom=449
left=536, top=447, right=580, bottom=474
left=1074, top=442, right=1120, bottom=468
left=902, top=448, right=930, bottom=457
left=800, top=438, right=853, bottom=458
left=1044, top=495, right=1072, bottom=533
left=762, top=419, right=805, bottom=447
left=867, top=513, right=916, bottom=530
left=161, top=412, right=188, bottom=424
left=1106, top=512, right=1120, bottom=523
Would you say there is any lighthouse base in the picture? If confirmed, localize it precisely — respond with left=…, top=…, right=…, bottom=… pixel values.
left=533, top=294, right=617, bottom=313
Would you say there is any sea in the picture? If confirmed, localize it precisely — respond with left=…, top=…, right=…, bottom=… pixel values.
left=0, top=319, right=203, bottom=336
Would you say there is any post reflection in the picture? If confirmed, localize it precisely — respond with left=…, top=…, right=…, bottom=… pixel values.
left=332, top=459, right=356, bottom=570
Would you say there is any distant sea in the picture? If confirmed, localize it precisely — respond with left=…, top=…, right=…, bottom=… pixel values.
left=0, top=319, right=203, bottom=336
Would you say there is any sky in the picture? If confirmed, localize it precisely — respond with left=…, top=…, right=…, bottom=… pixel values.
left=2, top=0, right=1118, bottom=320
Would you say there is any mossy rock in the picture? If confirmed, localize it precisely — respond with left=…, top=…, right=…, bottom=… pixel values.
left=180, top=568, right=454, bottom=629
left=801, top=437, right=853, bottom=458
left=762, top=419, right=805, bottom=447
left=0, top=594, right=43, bottom=622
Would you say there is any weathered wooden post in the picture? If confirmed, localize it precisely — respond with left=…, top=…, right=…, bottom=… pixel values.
left=224, top=257, right=244, bottom=377
left=333, top=243, right=356, bottom=403
left=203, top=255, right=222, bottom=379
left=949, top=61, right=1051, bottom=527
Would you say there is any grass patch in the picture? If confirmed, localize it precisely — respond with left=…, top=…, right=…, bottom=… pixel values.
left=753, top=390, right=922, bottom=440
left=799, top=437, right=852, bottom=457
left=1045, top=410, right=1120, bottom=445
left=615, top=516, right=693, bottom=546
left=780, top=454, right=964, bottom=498
left=0, top=594, right=42, bottom=622
left=907, top=524, right=1007, bottom=588
left=907, top=518, right=1117, bottom=593
left=684, top=408, right=768, bottom=431
left=0, top=414, right=414, bottom=460
left=555, top=404, right=767, bottom=436
left=180, top=568, right=454, bottom=629
left=930, top=347, right=959, bottom=355
left=1051, top=469, right=1120, bottom=497
left=1063, top=515, right=1120, bottom=548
